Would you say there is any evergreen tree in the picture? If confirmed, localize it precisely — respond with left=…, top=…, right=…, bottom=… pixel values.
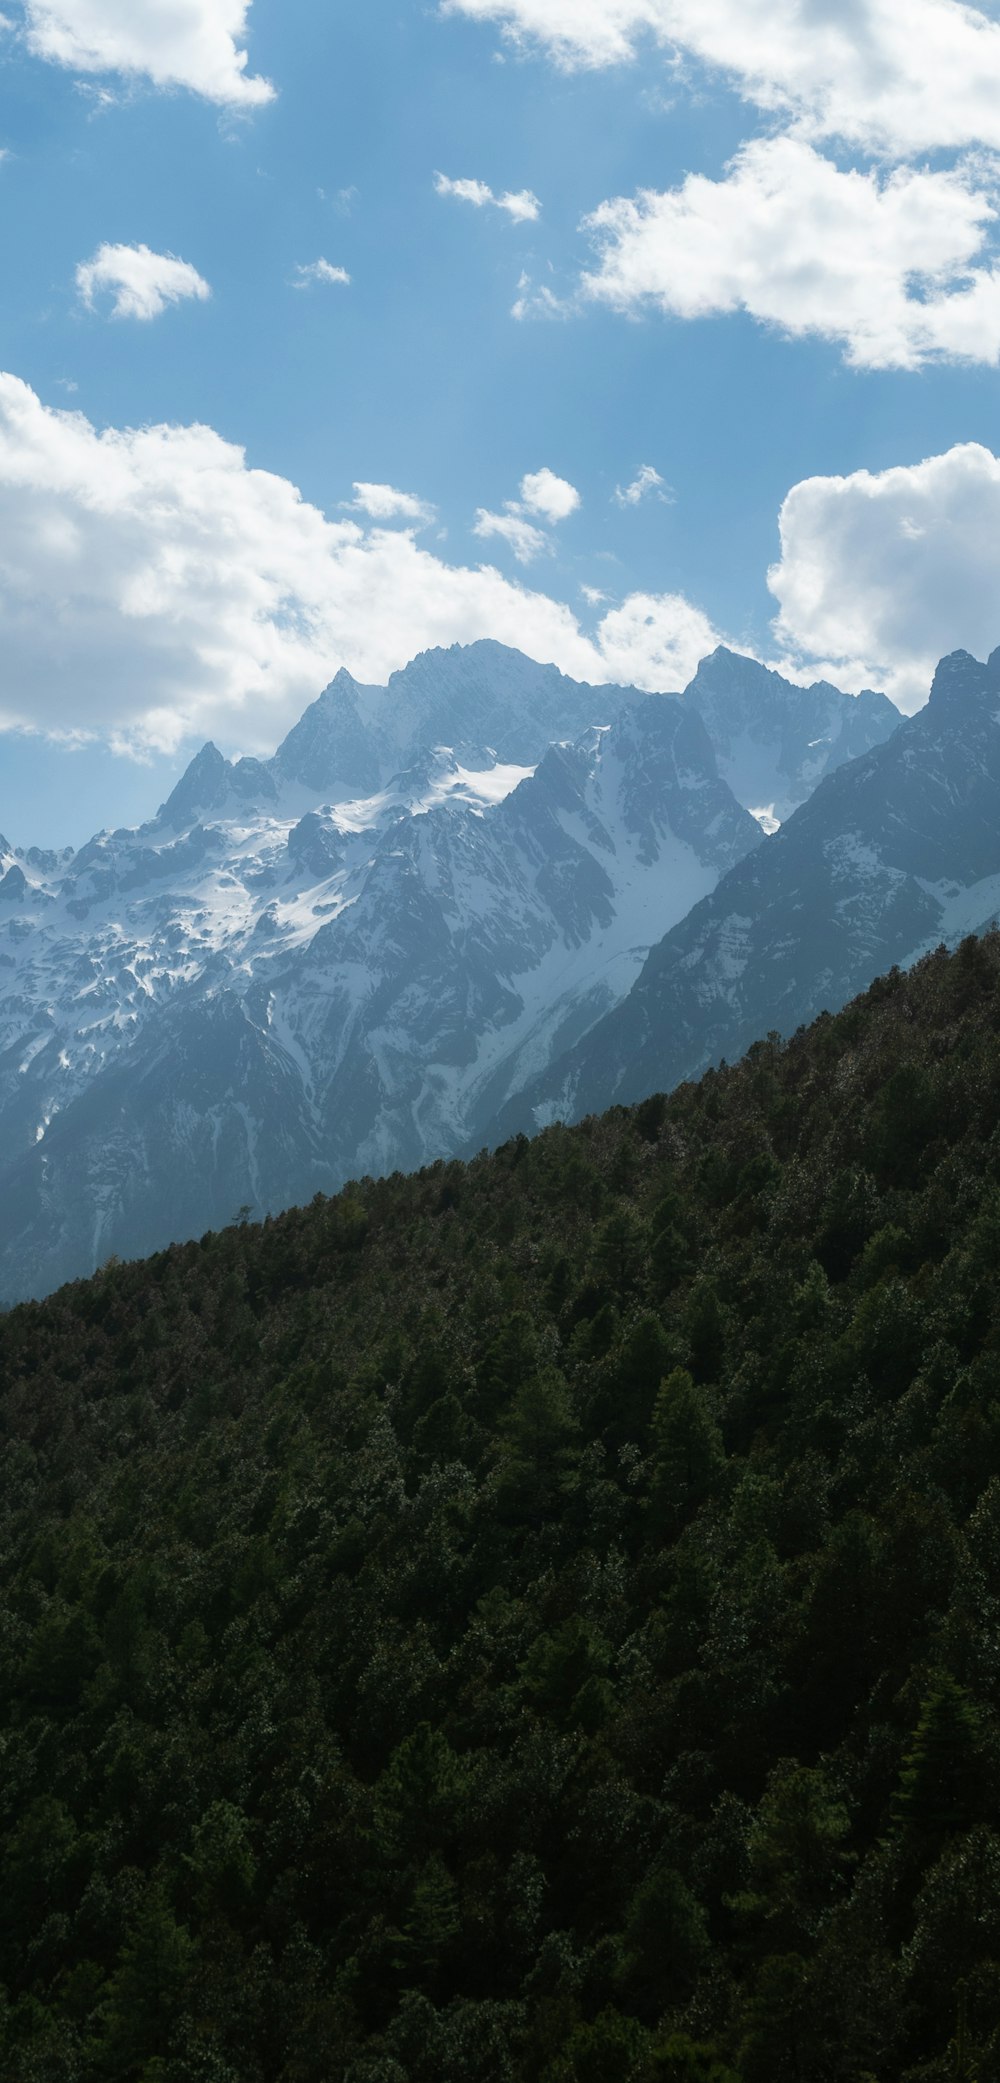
left=893, top=1675, right=984, bottom=1838
left=648, top=1368, right=726, bottom=1535
left=498, top=1366, right=581, bottom=1521
left=99, top=1887, right=192, bottom=2076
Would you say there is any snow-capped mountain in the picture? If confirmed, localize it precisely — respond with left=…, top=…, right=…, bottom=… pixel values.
left=0, top=645, right=766, bottom=1301
left=684, top=647, right=900, bottom=828
left=157, top=639, right=648, bottom=825
left=153, top=640, right=901, bottom=836
left=495, top=646, right=1000, bottom=1136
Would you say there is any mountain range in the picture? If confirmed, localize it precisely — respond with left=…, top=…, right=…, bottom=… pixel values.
left=0, top=633, right=926, bottom=1303
left=504, top=644, right=1000, bottom=1134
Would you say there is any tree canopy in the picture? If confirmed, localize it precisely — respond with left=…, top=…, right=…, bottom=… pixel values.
left=2, top=936, right=1000, bottom=2078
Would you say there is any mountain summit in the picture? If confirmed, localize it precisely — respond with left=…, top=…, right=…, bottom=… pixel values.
left=159, top=640, right=901, bottom=839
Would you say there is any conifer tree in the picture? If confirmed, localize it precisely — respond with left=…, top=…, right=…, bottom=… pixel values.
left=499, top=1366, right=580, bottom=1520
left=893, top=1675, right=984, bottom=1838
left=100, top=1886, right=192, bottom=2075
left=649, top=1368, right=726, bottom=1535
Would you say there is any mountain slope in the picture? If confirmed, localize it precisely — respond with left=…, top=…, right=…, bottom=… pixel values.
left=1, top=937, right=1000, bottom=2081
left=497, top=647, right=1000, bottom=1132
left=0, top=677, right=758, bottom=1301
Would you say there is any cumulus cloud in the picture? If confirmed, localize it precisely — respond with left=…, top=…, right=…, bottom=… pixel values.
left=0, top=372, right=721, bottom=758
left=76, top=242, right=212, bottom=321
left=24, top=0, right=273, bottom=107
left=473, top=466, right=581, bottom=562
left=769, top=441, right=1000, bottom=710
left=291, top=259, right=351, bottom=289
left=519, top=466, right=580, bottom=521
left=5, top=377, right=988, bottom=749
left=614, top=464, right=672, bottom=507
left=583, top=137, right=1000, bottom=370
left=453, top=5, right=1000, bottom=372
left=595, top=591, right=723, bottom=691
left=473, top=507, right=549, bottom=563
left=434, top=170, right=541, bottom=221
left=442, top=0, right=1000, bottom=160
left=349, top=482, right=436, bottom=525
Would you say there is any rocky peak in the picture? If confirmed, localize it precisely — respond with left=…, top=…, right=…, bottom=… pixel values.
left=683, top=646, right=899, bottom=825
left=159, top=743, right=230, bottom=829
left=926, top=648, right=1000, bottom=719
left=271, top=672, right=381, bottom=797
left=0, top=863, right=27, bottom=902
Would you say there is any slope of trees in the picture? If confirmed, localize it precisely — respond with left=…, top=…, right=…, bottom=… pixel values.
left=3, top=936, right=1000, bottom=2078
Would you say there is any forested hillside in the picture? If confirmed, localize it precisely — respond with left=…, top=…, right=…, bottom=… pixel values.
left=4, top=936, right=1000, bottom=2081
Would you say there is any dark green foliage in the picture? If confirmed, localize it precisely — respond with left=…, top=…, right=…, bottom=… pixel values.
left=648, top=1369, right=726, bottom=1535
left=892, top=1677, right=984, bottom=1839
left=4, top=936, right=1000, bottom=2075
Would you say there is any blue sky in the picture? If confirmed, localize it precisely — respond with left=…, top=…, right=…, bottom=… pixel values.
left=5, top=0, right=1000, bottom=842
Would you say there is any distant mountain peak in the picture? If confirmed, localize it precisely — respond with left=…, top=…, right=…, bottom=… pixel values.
left=927, top=646, right=1000, bottom=715
left=682, top=647, right=899, bottom=826
left=159, top=741, right=229, bottom=827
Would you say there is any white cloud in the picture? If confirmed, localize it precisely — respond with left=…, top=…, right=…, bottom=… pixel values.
left=519, top=466, right=580, bottom=521
left=473, top=466, right=581, bottom=561
left=434, top=170, right=541, bottom=221
left=583, top=137, right=1000, bottom=370
left=292, top=259, right=351, bottom=289
left=0, top=372, right=722, bottom=758
left=441, top=0, right=663, bottom=69
left=615, top=463, right=672, bottom=506
left=350, top=482, right=436, bottom=525
left=6, top=380, right=993, bottom=752
left=75, top=242, right=211, bottom=321
left=511, top=272, right=570, bottom=320
left=442, top=0, right=1000, bottom=160
left=453, top=4, right=1000, bottom=372
left=24, top=0, right=273, bottom=107
left=769, top=441, right=1000, bottom=709
left=496, top=188, right=542, bottom=223
left=594, top=590, right=723, bottom=690
left=473, top=506, right=549, bottom=563
left=435, top=173, right=494, bottom=207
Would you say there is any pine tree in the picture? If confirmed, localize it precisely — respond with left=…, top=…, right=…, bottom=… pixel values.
left=649, top=1368, right=726, bottom=1536
left=893, top=1675, right=984, bottom=1838
left=392, top=1854, right=460, bottom=1987
left=499, top=1366, right=580, bottom=1521
left=99, top=1885, right=192, bottom=2075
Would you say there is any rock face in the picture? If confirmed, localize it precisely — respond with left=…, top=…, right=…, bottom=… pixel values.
left=0, top=644, right=777, bottom=1303
left=684, top=648, right=900, bottom=827
left=496, top=647, right=1000, bottom=1136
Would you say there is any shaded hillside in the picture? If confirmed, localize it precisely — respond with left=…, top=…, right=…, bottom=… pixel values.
left=4, top=937, right=1000, bottom=2079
